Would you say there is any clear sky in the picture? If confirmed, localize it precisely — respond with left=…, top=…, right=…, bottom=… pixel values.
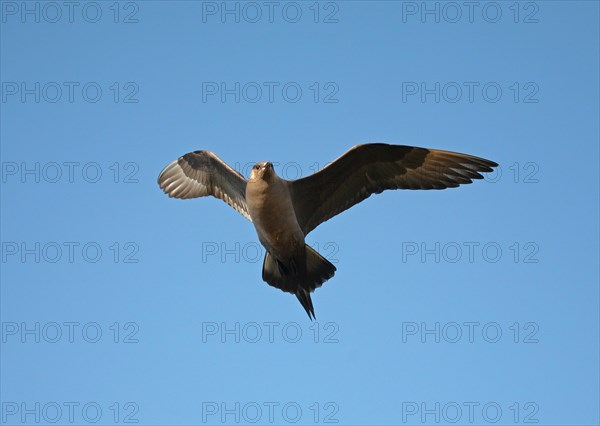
left=1, top=1, right=598, bottom=425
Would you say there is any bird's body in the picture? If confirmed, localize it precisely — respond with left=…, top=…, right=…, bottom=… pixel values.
left=245, top=161, right=335, bottom=319
left=246, top=162, right=304, bottom=263
left=157, top=143, right=498, bottom=319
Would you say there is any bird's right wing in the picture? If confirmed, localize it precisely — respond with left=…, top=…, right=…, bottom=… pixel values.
left=289, top=143, right=497, bottom=234
left=157, top=150, right=251, bottom=221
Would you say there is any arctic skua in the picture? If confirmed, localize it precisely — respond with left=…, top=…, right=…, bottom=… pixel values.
left=157, top=143, right=498, bottom=319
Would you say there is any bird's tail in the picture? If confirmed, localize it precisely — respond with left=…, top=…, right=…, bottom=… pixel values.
left=262, top=245, right=336, bottom=320
left=304, top=244, right=337, bottom=292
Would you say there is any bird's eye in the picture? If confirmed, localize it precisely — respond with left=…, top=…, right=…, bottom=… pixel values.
left=253, top=165, right=259, bottom=170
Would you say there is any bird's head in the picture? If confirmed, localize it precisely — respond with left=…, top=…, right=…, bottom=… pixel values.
left=249, top=161, right=274, bottom=182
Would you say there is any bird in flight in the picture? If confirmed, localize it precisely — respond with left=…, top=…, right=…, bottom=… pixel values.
left=157, top=143, right=497, bottom=319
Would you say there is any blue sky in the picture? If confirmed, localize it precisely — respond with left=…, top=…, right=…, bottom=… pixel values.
left=1, top=1, right=598, bottom=425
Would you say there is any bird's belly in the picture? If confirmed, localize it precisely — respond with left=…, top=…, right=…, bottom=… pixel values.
left=250, top=197, right=304, bottom=258
left=255, top=213, right=303, bottom=254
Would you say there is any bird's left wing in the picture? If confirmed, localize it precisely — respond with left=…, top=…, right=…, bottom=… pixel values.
left=157, top=150, right=251, bottom=221
left=288, top=143, right=497, bottom=235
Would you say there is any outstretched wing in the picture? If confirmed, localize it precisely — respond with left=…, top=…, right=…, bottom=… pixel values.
left=157, top=150, right=251, bottom=221
left=289, top=143, right=497, bottom=234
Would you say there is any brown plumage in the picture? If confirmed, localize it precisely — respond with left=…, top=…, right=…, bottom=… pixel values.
left=157, top=143, right=498, bottom=318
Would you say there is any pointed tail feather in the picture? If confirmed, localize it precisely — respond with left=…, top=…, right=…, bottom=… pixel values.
left=296, top=288, right=316, bottom=320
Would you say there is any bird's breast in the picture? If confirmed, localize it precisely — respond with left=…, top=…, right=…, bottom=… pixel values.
left=246, top=178, right=304, bottom=255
